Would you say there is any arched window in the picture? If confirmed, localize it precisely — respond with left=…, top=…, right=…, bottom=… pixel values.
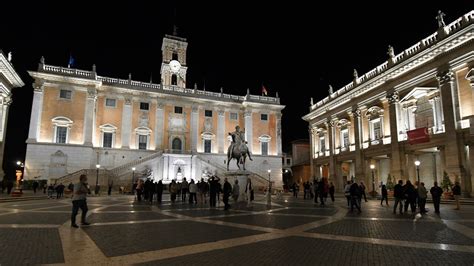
left=135, top=127, right=152, bottom=150
left=172, top=137, right=182, bottom=150
left=172, top=52, right=178, bottom=61
left=171, top=74, right=177, bottom=85
left=51, top=116, right=73, bottom=144
left=259, top=135, right=272, bottom=156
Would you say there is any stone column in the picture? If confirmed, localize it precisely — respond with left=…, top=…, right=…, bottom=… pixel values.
left=0, top=97, right=11, bottom=176
left=244, top=110, right=253, bottom=153
left=309, top=126, right=314, bottom=179
left=83, top=88, right=97, bottom=146
left=191, top=106, right=199, bottom=152
left=352, top=108, right=366, bottom=182
left=217, top=110, right=225, bottom=154
left=121, top=97, right=133, bottom=149
left=276, top=113, right=282, bottom=155
left=327, top=119, right=340, bottom=190
left=27, top=84, right=44, bottom=142
left=466, top=68, right=474, bottom=135
left=469, top=144, right=474, bottom=195
left=437, top=70, right=468, bottom=194
left=155, top=102, right=164, bottom=150
left=387, top=91, right=406, bottom=180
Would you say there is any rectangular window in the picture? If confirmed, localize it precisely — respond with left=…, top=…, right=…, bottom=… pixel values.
left=174, top=106, right=183, bottom=114
left=205, top=110, right=213, bottom=117
left=261, top=114, right=268, bottom=121
left=261, top=142, right=268, bottom=155
left=140, top=102, right=149, bottom=110
left=204, top=139, right=212, bottom=153
left=56, top=127, right=67, bottom=144
left=59, top=90, right=72, bottom=99
left=105, top=98, right=116, bottom=107
left=286, top=158, right=291, bottom=165
left=230, top=112, right=238, bottom=120
left=341, top=129, right=349, bottom=148
left=103, top=132, right=113, bottom=148
left=138, top=135, right=147, bottom=150
left=373, top=121, right=381, bottom=140
left=320, top=138, right=325, bottom=152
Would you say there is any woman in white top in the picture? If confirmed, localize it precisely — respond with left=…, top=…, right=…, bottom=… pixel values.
left=245, top=178, right=253, bottom=207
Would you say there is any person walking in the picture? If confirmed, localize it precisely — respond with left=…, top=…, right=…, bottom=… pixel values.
left=393, top=180, right=404, bottom=214
left=403, top=180, right=416, bottom=213
left=292, top=182, right=299, bottom=198
left=329, top=182, right=335, bottom=203
left=71, top=174, right=90, bottom=228
left=360, top=181, right=368, bottom=202
left=169, top=180, right=177, bottom=203
left=380, top=184, right=389, bottom=206
left=430, top=181, right=443, bottom=214
left=156, top=180, right=164, bottom=204
left=232, top=179, right=240, bottom=203
left=108, top=180, right=113, bottom=196
left=344, top=181, right=351, bottom=207
left=417, top=182, right=428, bottom=213
left=188, top=180, right=197, bottom=204
left=136, top=179, right=144, bottom=202
left=452, top=181, right=461, bottom=210
left=181, top=178, right=189, bottom=202
left=350, top=181, right=361, bottom=213
left=32, top=181, right=39, bottom=194
left=245, top=178, right=253, bottom=207
left=223, top=178, right=232, bottom=211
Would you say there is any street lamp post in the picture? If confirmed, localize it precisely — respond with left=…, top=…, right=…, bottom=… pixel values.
left=131, top=167, right=136, bottom=194
left=414, top=160, right=421, bottom=185
left=266, top=169, right=271, bottom=207
left=95, top=164, right=100, bottom=195
left=370, top=164, right=375, bottom=198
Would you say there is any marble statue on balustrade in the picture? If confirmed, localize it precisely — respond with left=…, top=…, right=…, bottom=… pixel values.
left=387, top=45, right=395, bottom=58
left=436, top=10, right=446, bottom=28
left=227, top=125, right=252, bottom=171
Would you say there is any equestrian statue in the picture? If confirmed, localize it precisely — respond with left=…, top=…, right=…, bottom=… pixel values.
left=227, top=125, right=253, bottom=171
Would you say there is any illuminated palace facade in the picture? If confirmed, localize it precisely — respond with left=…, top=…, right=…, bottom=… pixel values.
left=304, top=11, right=474, bottom=195
left=24, top=33, right=284, bottom=188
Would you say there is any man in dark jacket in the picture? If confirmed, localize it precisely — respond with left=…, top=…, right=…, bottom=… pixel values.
left=223, top=178, right=232, bottom=210
left=350, top=181, right=361, bottom=212
left=403, top=180, right=416, bottom=213
left=452, top=181, right=461, bottom=210
left=393, top=180, right=404, bottom=214
left=430, top=182, right=443, bottom=213
left=156, top=180, right=164, bottom=204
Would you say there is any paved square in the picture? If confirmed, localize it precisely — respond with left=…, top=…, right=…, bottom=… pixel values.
left=211, top=213, right=324, bottom=229
left=0, top=195, right=473, bottom=265
left=0, top=228, right=64, bottom=265
left=306, top=219, right=473, bottom=245
left=139, top=236, right=474, bottom=266
left=84, top=220, right=264, bottom=257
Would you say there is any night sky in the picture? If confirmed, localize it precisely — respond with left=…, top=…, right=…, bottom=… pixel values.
left=1, top=1, right=472, bottom=177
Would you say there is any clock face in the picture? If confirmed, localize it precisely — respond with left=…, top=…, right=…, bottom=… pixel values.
left=169, top=60, right=181, bottom=73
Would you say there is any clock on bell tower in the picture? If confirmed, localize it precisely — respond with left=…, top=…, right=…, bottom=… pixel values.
left=160, top=32, right=188, bottom=87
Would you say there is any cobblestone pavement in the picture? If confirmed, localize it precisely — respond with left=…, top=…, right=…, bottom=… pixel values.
left=0, top=194, right=473, bottom=265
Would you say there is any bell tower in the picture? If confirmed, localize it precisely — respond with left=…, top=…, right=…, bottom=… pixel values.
left=160, top=26, right=188, bottom=87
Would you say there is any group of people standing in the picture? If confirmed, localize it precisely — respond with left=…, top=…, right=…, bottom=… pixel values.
left=392, top=180, right=462, bottom=214
left=292, top=178, right=335, bottom=206
left=133, top=176, right=255, bottom=210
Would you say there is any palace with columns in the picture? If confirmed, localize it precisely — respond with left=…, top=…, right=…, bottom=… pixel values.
left=24, top=33, right=284, bottom=188
left=0, top=50, right=24, bottom=177
left=303, top=11, right=474, bottom=195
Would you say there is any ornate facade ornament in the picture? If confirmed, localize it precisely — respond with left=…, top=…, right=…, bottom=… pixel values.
left=124, top=97, right=132, bottom=105
left=33, top=83, right=44, bottom=93
left=436, top=70, right=454, bottom=86
left=387, top=91, right=399, bottom=104
left=365, top=106, right=384, bottom=119
left=218, top=110, right=225, bottom=116
left=139, top=112, right=149, bottom=127
left=353, top=69, right=358, bottom=79
left=337, top=119, right=351, bottom=128
left=87, top=88, right=97, bottom=99
left=203, top=117, right=213, bottom=132
left=244, top=110, right=252, bottom=117
left=157, top=102, right=165, bottom=110
left=353, top=108, right=362, bottom=118
left=192, top=105, right=199, bottom=113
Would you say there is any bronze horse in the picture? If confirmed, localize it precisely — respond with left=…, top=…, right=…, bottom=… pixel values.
left=227, top=133, right=252, bottom=171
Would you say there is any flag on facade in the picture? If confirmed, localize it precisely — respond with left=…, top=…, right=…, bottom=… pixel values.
left=261, top=85, right=268, bottom=96
left=68, top=55, right=75, bottom=68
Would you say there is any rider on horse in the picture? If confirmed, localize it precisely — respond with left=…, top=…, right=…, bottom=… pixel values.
left=227, top=126, right=252, bottom=170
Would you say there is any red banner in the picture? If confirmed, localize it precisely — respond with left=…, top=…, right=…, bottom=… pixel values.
left=407, top=127, right=430, bottom=145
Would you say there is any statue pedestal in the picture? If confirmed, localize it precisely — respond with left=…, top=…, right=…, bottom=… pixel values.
left=224, top=171, right=251, bottom=202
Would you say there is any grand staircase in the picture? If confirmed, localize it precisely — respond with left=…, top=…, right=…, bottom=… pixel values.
left=53, top=151, right=163, bottom=187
